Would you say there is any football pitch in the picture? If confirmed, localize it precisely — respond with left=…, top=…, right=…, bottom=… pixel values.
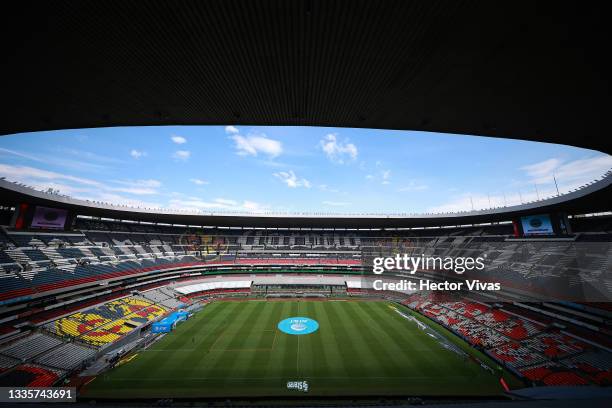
left=83, top=300, right=521, bottom=399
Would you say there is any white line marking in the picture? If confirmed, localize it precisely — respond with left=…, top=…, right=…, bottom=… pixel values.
left=296, top=301, right=300, bottom=375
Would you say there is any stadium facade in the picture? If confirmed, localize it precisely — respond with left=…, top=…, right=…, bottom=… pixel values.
left=0, top=173, right=610, bottom=397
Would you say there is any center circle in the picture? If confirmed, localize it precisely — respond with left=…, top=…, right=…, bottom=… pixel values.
left=278, top=317, right=319, bottom=335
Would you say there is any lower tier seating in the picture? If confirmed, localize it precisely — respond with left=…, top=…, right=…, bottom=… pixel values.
left=520, top=363, right=590, bottom=385
left=35, top=342, right=96, bottom=371
left=0, top=364, right=66, bottom=387
left=402, top=292, right=611, bottom=385
left=562, top=351, right=612, bottom=385
left=524, top=331, right=589, bottom=358
left=489, top=342, right=549, bottom=368
left=0, top=355, right=18, bottom=373
left=45, top=296, right=167, bottom=346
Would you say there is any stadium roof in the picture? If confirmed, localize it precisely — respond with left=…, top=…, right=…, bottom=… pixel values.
left=1, top=176, right=610, bottom=228
left=1, top=1, right=610, bottom=154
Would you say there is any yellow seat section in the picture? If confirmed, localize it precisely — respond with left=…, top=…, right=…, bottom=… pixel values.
left=47, top=296, right=168, bottom=347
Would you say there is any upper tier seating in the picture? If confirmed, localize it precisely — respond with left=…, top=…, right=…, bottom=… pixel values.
left=0, top=254, right=200, bottom=301
left=1, top=219, right=610, bottom=304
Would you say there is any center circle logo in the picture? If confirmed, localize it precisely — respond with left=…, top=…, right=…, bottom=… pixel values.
left=278, top=317, right=319, bottom=335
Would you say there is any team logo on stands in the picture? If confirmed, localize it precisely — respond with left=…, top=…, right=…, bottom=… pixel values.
left=278, top=317, right=319, bottom=335
left=178, top=231, right=228, bottom=255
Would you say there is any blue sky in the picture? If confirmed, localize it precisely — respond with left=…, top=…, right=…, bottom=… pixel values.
left=0, top=126, right=610, bottom=214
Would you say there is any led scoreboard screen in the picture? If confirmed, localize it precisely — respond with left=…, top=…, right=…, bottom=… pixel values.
left=30, top=206, right=69, bottom=230
left=520, top=214, right=554, bottom=236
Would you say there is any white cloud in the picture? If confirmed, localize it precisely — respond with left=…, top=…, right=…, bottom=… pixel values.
left=364, top=169, right=392, bottom=184
left=56, top=148, right=124, bottom=164
left=0, top=162, right=285, bottom=212
left=214, top=198, right=238, bottom=206
left=168, top=197, right=268, bottom=213
left=110, top=179, right=162, bottom=194
left=256, top=159, right=295, bottom=168
left=189, top=178, right=209, bottom=185
left=21, top=181, right=92, bottom=196
left=168, top=198, right=230, bottom=210
left=381, top=170, right=391, bottom=185
left=397, top=181, right=428, bottom=192
left=428, top=191, right=533, bottom=214
left=0, top=147, right=47, bottom=163
left=130, top=149, right=146, bottom=159
left=79, top=192, right=162, bottom=208
left=111, top=187, right=157, bottom=195
left=129, top=179, right=162, bottom=188
left=242, top=200, right=265, bottom=211
left=318, top=184, right=340, bottom=193
left=273, top=170, right=311, bottom=188
left=0, top=163, right=162, bottom=204
left=322, top=201, right=350, bottom=206
left=521, top=155, right=612, bottom=187
left=428, top=155, right=611, bottom=214
left=0, top=147, right=113, bottom=172
left=225, top=125, right=239, bottom=134
left=319, top=133, right=358, bottom=163
left=0, top=163, right=101, bottom=187
left=231, top=134, right=282, bottom=158
left=172, top=150, right=191, bottom=161
left=428, top=194, right=485, bottom=213
left=427, top=183, right=581, bottom=213
left=171, top=135, right=187, bottom=144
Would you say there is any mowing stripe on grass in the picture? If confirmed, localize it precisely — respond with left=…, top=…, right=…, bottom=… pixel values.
left=359, top=302, right=447, bottom=377
left=83, top=300, right=511, bottom=398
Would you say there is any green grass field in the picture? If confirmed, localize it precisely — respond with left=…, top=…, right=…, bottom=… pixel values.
left=83, top=300, right=517, bottom=399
